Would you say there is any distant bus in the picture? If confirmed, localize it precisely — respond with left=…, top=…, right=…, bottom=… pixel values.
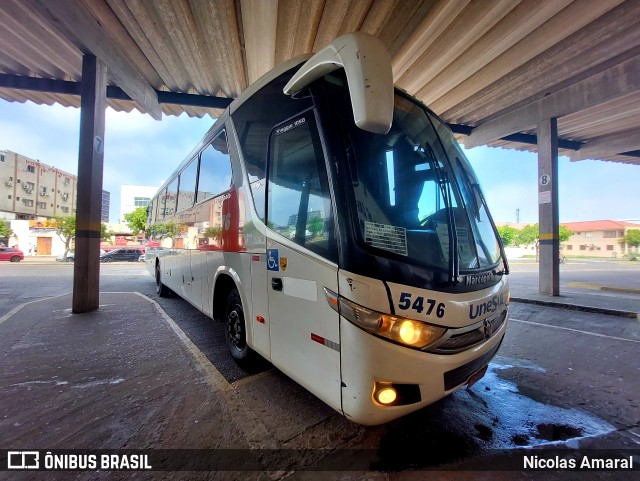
left=145, top=33, right=509, bottom=425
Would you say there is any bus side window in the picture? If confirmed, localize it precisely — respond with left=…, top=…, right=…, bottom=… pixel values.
left=165, top=178, right=178, bottom=217
left=198, top=129, right=232, bottom=202
left=159, top=187, right=169, bottom=218
left=232, top=66, right=314, bottom=221
left=267, top=113, right=337, bottom=263
left=177, top=158, right=198, bottom=212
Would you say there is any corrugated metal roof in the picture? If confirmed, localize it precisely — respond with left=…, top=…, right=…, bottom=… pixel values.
left=1, top=0, right=639, bottom=164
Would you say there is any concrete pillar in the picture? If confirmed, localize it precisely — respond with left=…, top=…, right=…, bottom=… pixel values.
left=537, top=118, right=560, bottom=296
left=73, top=55, right=106, bottom=313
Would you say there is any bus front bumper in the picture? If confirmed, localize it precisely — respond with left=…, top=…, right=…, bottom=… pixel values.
left=339, top=313, right=508, bottom=425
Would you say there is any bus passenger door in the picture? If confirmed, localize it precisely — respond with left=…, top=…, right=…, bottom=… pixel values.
left=265, top=111, right=342, bottom=413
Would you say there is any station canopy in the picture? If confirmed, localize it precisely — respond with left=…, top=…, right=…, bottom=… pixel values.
left=1, top=0, right=639, bottom=165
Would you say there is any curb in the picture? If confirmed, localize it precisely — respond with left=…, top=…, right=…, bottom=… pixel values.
left=601, top=286, right=640, bottom=295
left=511, top=297, right=638, bottom=319
left=566, top=281, right=640, bottom=295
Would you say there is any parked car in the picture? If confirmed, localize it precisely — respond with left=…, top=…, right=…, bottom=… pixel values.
left=99, top=248, right=144, bottom=262
left=56, top=252, right=74, bottom=262
left=57, top=249, right=106, bottom=262
left=0, top=247, right=24, bottom=262
left=137, top=253, right=146, bottom=262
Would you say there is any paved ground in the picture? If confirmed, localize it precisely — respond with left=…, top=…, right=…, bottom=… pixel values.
left=0, top=260, right=638, bottom=480
left=508, top=259, right=640, bottom=315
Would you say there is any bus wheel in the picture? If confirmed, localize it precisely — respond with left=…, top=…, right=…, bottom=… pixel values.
left=225, top=289, right=250, bottom=362
left=155, top=262, right=171, bottom=297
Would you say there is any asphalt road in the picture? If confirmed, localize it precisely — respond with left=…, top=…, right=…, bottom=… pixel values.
left=508, top=258, right=640, bottom=290
left=1, top=261, right=638, bottom=479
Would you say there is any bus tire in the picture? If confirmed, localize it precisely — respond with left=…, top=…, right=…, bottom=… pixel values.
left=155, top=262, right=171, bottom=297
left=225, top=288, right=251, bottom=363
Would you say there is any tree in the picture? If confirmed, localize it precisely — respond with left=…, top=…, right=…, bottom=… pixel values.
left=308, top=216, right=324, bottom=237
left=53, top=215, right=76, bottom=259
left=0, top=220, right=13, bottom=242
left=512, top=224, right=574, bottom=261
left=53, top=215, right=112, bottom=259
left=100, top=223, right=113, bottom=243
left=496, top=225, right=518, bottom=247
left=559, top=225, right=573, bottom=243
left=203, top=226, right=223, bottom=244
left=514, top=224, right=539, bottom=247
left=123, top=206, right=147, bottom=236
left=148, top=221, right=185, bottom=244
left=624, top=229, right=640, bottom=249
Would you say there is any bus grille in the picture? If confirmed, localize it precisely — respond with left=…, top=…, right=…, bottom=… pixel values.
left=427, top=310, right=507, bottom=354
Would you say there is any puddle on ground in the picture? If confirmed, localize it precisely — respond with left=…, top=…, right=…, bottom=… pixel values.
left=375, top=356, right=615, bottom=470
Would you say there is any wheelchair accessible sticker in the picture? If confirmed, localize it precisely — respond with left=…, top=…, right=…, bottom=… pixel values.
left=267, top=249, right=279, bottom=271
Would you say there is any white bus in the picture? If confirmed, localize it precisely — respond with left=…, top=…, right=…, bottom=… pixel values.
left=145, top=33, right=509, bottom=425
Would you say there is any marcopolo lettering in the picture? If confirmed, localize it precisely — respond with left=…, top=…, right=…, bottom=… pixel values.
left=469, top=294, right=505, bottom=319
left=465, top=272, right=494, bottom=286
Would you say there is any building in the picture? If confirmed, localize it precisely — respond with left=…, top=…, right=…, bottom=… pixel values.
left=101, top=190, right=110, bottom=222
left=562, top=220, right=640, bottom=258
left=0, top=150, right=77, bottom=220
left=287, top=210, right=323, bottom=227
left=120, top=185, right=159, bottom=223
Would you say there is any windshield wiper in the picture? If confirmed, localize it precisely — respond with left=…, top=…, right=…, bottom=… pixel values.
left=428, top=144, right=459, bottom=285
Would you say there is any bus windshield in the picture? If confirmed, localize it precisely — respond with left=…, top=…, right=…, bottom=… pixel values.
left=343, top=92, right=502, bottom=276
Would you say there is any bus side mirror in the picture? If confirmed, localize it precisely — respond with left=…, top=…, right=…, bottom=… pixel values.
left=283, top=32, right=393, bottom=135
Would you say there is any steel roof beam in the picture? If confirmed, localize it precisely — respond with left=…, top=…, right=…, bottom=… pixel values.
left=570, top=129, right=640, bottom=161
left=465, top=55, right=640, bottom=148
left=0, top=73, right=233, bottom=109
left=27, top=0, right=162, bottom=119
left=447, top=123, right=582, bottom=151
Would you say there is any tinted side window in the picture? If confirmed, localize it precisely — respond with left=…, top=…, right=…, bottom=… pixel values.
left=267, top=113, right=337, bottom=262
left=232, top=66, right=313, bottom=219
left=165, top=178, right=178, bottom=217
left=198, top=130, right=232, bottom=202
left=159, top=188, right=168, bottom=217
left=177, top=158, right=198, bottom=212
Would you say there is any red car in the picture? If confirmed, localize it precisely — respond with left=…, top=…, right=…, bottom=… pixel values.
left=0, top=247, right=24, bottom=262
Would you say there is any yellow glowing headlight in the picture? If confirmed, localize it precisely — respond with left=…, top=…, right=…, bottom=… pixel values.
left=398, top=320, right=419, bottom=344
left=324, top=288, right=446, bottom=349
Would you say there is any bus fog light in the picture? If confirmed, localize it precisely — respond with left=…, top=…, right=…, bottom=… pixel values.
left=375, top=386, right=397, bottom=405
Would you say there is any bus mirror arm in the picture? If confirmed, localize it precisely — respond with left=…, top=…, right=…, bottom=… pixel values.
left=283, top=32, right=394, bottom=135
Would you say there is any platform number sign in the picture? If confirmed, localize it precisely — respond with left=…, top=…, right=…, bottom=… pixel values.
left=539, top=174, right=550, bottom=186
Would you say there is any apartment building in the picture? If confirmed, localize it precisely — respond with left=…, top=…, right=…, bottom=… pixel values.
left=120, top=184, right=159, bottom=223
left=0, top=150, right=77, bottom=220
left=102, top=190, right=110, bottom=222
left=562, top=220, right=640, bottom=258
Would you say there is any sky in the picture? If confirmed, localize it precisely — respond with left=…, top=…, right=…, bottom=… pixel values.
left=1, top=99, right=639, bottom=225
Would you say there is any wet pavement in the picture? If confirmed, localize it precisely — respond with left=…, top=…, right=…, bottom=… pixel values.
left=0, top=262, right=638, bottom=479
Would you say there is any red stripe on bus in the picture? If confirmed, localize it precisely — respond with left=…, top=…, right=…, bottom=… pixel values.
left=311, top=333, right=325, bottom=345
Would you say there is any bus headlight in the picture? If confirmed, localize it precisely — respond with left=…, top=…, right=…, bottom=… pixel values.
left=324, top=288, right=446, bottom=349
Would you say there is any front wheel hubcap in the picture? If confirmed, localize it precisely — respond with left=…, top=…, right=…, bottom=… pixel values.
left=227, top=309, right=244, bottom=351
